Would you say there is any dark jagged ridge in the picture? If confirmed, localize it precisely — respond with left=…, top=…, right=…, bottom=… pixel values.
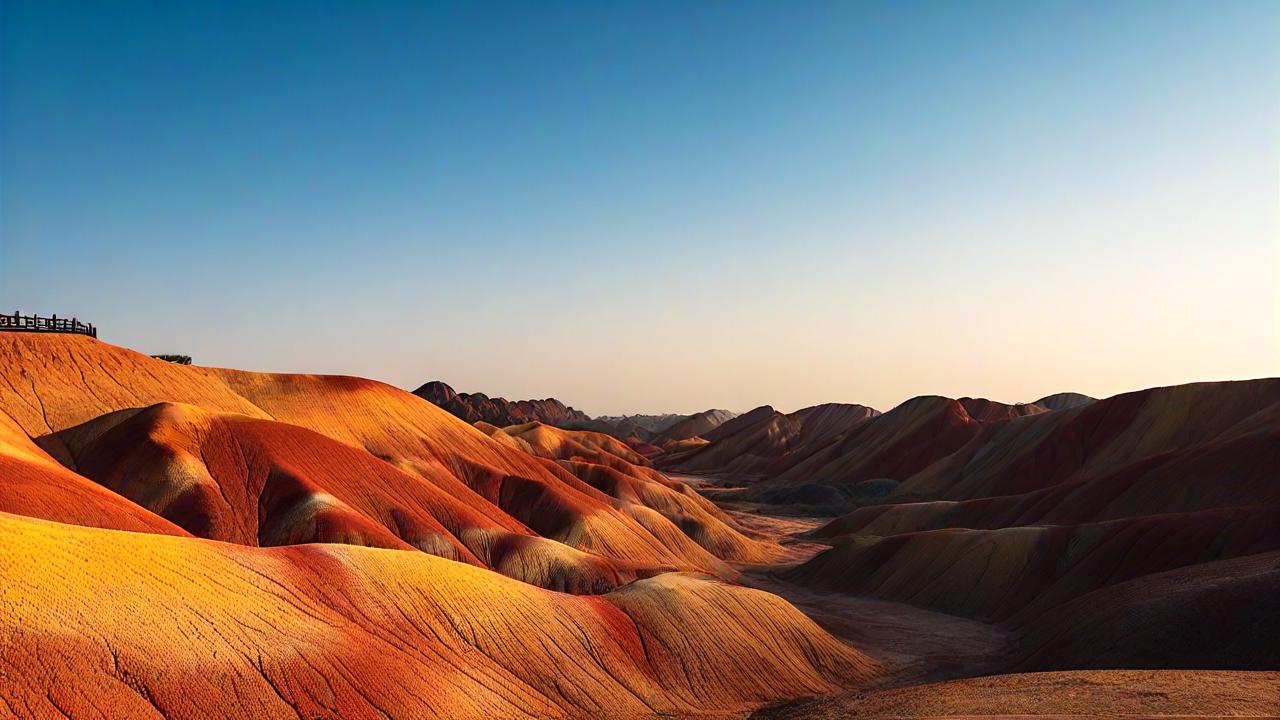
left=414, top=380, right=592, bottom=427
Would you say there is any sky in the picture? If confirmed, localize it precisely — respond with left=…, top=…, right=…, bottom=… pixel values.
left=2, top=1, right=1277, bottom=415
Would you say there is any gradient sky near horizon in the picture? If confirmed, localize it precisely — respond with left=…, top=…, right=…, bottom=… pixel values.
left=2, top=1, right=1277, bottom=415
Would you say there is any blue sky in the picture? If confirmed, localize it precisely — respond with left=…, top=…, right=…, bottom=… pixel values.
left=2, top=1, right=1277, bottom=414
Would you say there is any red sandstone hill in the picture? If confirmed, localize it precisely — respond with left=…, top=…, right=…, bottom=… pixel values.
left=812, top=407, right=1280, bottom=538
left=661, top=394, right=1117, bottom=514
left=785, top=379, right=1280, bottom=670
left=658, top=403, right=880, bottom=480
left=46, top=403, right=673, bottom=592
left=1, top=511, right=877, bottom=718
left=0, top=407, right=188, bottom=537
left=893, top=379, right=1280, bottom=501
left=479, top=419, right=655, bottom=467
left=806, top=379, right=1280, bottom=534
left=957, top=396, right=1048, bottom=422
left=2, top=335, right=752, bottom=589
left=0, top=333, right=879, bottom=717
left=662, top=397, right=1031, bottom=513
left=655, top=408, right=737, bottom=443
left=478, top=421, right=784, bottom=564
left=622, top=434, right=666, bottom=457
left=4, top=331, right=1274, bottom=716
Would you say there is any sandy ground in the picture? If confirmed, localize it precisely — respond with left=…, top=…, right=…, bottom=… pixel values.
left=678, top=474, right=1280, bottom=719
left=742, top=572, right=1011, bottom=686
left=750, top=670, right=1280, bottom=718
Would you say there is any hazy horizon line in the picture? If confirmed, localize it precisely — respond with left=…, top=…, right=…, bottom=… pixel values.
left=411, top=372, right=1278, bottom=419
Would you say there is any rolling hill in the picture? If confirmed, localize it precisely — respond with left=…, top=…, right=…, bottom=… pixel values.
left=0, top=332, right=882, bottom=718
left=782, top=379, right=1280, bottom=671
left=3, top=331, right=1274, bottom=717
left=1, top=510, right=876, bottom=718
left=655, top=408, right=737, bottom=443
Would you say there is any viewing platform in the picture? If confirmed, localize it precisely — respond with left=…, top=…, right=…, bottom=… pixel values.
left=0, top=312, right=97, bottom=338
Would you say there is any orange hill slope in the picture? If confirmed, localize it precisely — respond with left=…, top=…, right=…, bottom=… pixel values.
left=0, top=334, right=739, bottom=582
left=45, top=402, right=660, bottom=592
left=51, top=403, right=437, bottom=554
left=2, top=333, right=583, bottom=488
left=480, top=420, right=654, bottom=469
left=0, top=511, right=877, bottom=719
left=0, top=408, right=188, bottom=537
left=480, top=421, right=782, bottom=564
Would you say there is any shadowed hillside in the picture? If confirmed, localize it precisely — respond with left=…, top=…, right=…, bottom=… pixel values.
left=0, top=408, right=189, bottom=537
left=782, top=379, right=1280, bottom=671
left=655, top=408, right=737, bottom=443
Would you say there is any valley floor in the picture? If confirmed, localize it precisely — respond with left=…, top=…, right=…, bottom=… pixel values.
left=752, top=669, right=1280, bottom=719
left=673, top=473, right=1280, bottom=719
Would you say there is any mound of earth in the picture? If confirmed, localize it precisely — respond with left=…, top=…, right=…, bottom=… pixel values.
left=1, top=334, right=750, bottom=588
left=655, top=408, right=737, bottom=443
left=0, top=511, right=878, bottom=719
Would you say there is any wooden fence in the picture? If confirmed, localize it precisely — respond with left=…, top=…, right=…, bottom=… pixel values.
left=0, top=312, right=97, bottom=338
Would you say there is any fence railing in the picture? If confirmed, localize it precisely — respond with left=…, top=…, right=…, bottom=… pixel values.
left=0, top=312, right=97, bottom=338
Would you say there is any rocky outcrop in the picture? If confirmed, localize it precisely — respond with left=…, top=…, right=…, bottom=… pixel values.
left=414, top=380, right=590, bottom=427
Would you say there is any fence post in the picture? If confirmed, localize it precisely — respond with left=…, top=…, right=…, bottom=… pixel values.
left=0, top=312, right=96, bottom=337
